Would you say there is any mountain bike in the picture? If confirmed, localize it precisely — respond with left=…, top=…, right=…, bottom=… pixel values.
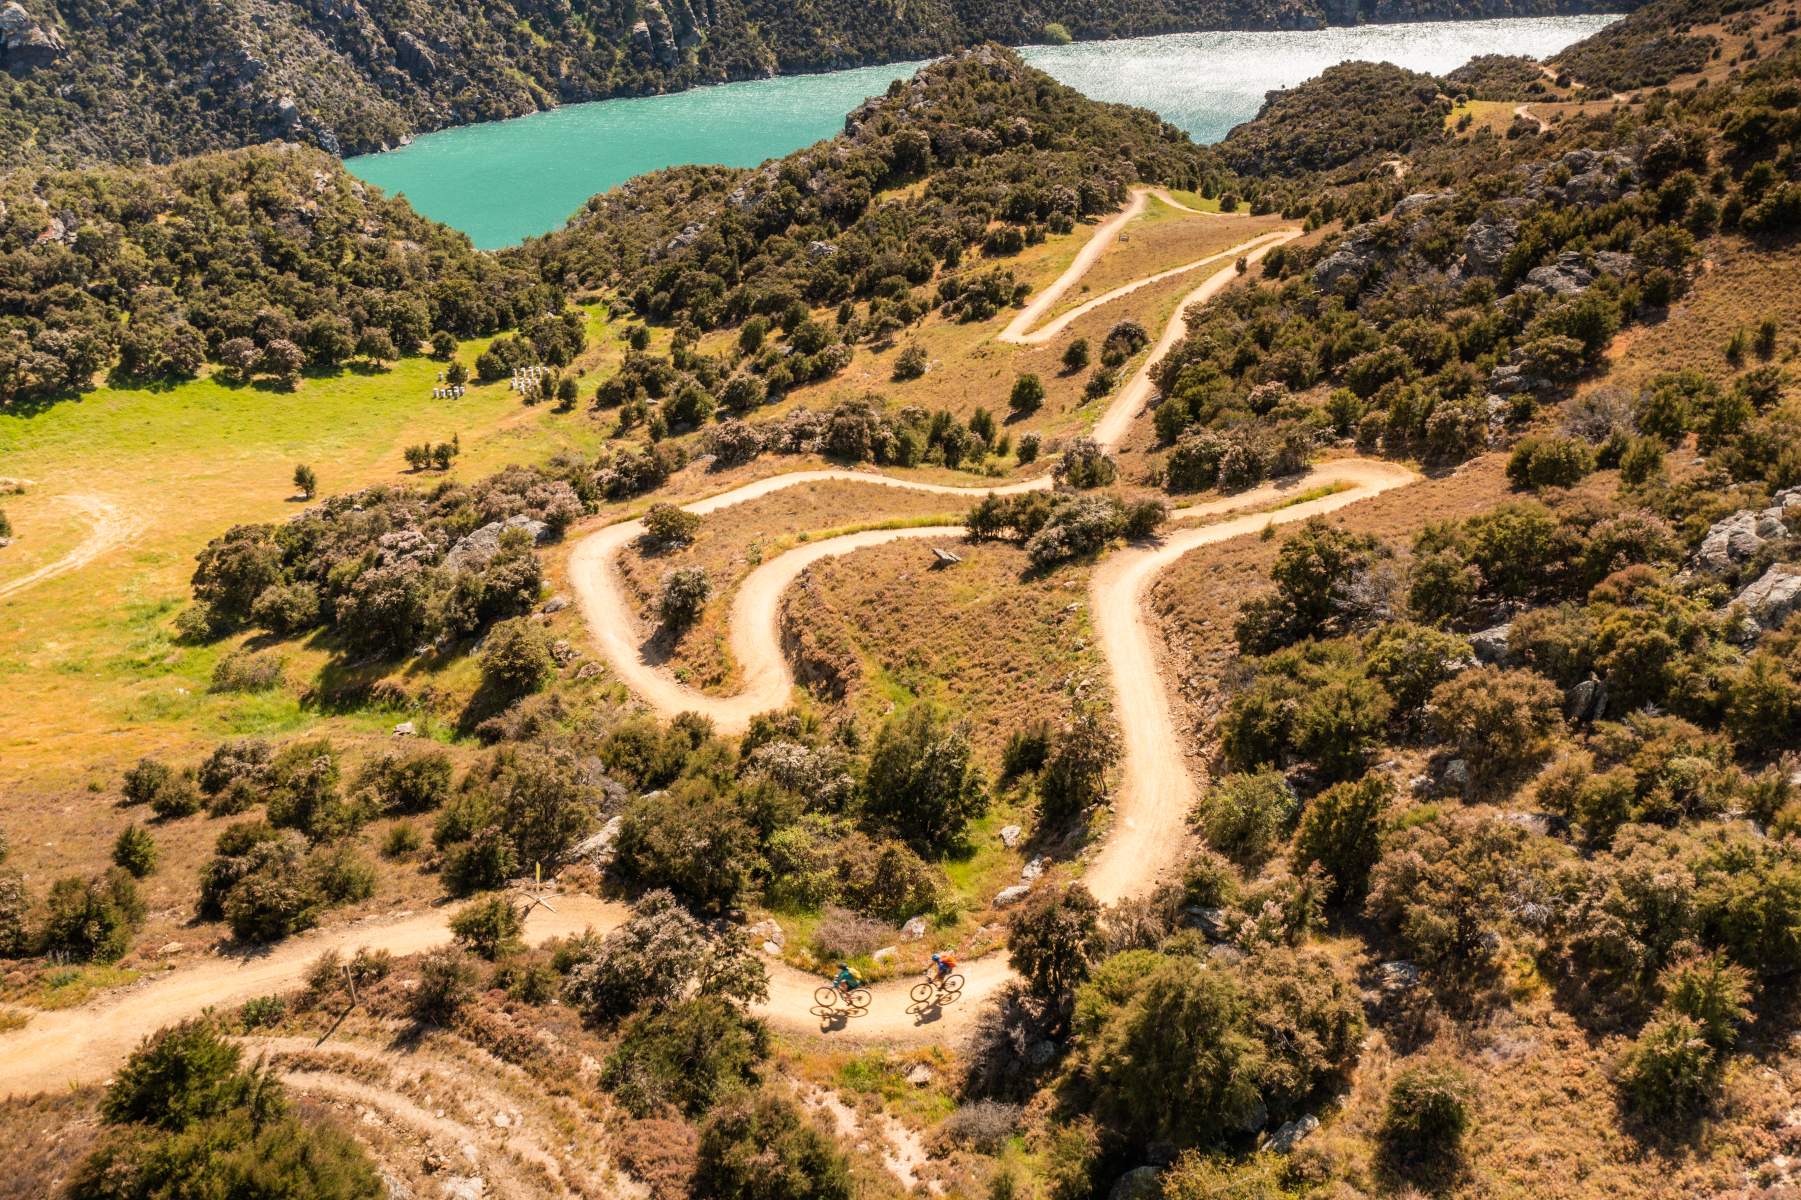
left=814, top=983, right=872, bottom=1014
left=908, top=973, right=965, bottom=1006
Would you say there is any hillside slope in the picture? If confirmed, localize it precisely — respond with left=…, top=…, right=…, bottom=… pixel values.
left=0, top=0, right=1637, bottom=167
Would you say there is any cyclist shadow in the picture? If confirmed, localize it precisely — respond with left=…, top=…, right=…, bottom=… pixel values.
left=905, top=989, right=961, bottom=1027
left=810, top=1002, right=867, bottom=1033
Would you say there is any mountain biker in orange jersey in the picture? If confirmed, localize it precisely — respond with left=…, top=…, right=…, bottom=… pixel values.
left=928, top=952, right=956, bottom=984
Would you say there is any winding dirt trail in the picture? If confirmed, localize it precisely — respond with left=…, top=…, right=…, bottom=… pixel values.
left=0, top=493, right=142, bottom=602
left=1514, top=102, right=1550, bottom=133
left=0, top=191, right=1407, bottom=1096
left=1092, top=228, right=1301, bottom=448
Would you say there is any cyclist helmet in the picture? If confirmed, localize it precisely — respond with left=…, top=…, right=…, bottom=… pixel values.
left=931, top=952, right=942, bottom=962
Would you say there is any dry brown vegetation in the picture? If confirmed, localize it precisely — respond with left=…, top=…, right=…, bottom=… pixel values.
left=780, top=536, right=1104, bottom=756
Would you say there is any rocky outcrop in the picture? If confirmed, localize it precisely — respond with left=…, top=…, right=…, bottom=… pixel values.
left=1522, top=148, right=1638, bottom=208
left=1520, top=249, right=1636, bottom=297
left=0, top=1, right=63, bottom=72
left=1693, top=488, right=1801, bottom=575
left=445, top=513, right=550, bottom=570
left=1461, top=213, right=1519, bottom=276
left=394, top=30, right=437, bottom=78
left=1729, top=565, right=1801, bottom=640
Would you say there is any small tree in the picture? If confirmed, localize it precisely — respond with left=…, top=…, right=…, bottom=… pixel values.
left=1007, top=880, right=1102, bottom=1025
left=292, top=463, right=317, bottom=499
left=261, top=338, right=305, bottom=388
left=446, top=360, right=469, bottom=386
left=1037, top=708, right=1120, bottom=829
left=112, top=825, right=158, bottom=877
left=1061, top=338, right=1090, bottom=373
left=218, top=337, right=260, bottom=383
left=1381, top=1061, right=1474, bottom=1165
left=449, top=894, right=524, bottom=960
left=659, top=566, right=713, bottom=630
left=354, top=328, right=397, bottom=364
left=644, top=503, right=702, bottom=547
left=1010, top=373, right=1046, bottom=414
left=864, top=706, right=989, bottom=853
left=480, top=618, right=555, bottom=701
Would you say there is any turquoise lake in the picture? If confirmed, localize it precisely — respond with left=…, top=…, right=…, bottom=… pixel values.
left=345, top=15, right=1617, bottom=249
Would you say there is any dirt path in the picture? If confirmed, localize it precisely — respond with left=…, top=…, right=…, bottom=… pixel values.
left=1091, top=227, right=1302, bottom=448
left=997, top=189, right=1151, bottom=343
left=1514, top=103, right=1550, bottom=133
left=0, top=897, right=626, bottom=1096
left=0, top=193, right=1396, bottom=1097
left=0, top=493, right=141, bottom=602
left=999, top=230, right=1296, bottom=349
left=1083, top=460, right=1419, bottom=902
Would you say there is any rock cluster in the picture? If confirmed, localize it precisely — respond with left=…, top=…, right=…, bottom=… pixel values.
left=1693, top=488, right=1800, bottom=575
left=0, top=1, right=63, bottom=72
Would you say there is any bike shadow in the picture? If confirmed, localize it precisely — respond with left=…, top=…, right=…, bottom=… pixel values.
left=810, top=1003, right=863, bottom=1032
left=905, top=990, right=960, bottom=1026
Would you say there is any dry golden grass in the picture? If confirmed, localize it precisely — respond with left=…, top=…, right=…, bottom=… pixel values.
left=612, top=480, right=963, bottom=693
left=749, top=210, right=1288, bottom=449
left=779, top=536, right=1103, bottom=758
left=1591, top=236, right=1801, bottom=395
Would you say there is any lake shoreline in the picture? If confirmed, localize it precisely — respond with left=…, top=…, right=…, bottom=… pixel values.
left=347, top=14, right=1619, bottom=250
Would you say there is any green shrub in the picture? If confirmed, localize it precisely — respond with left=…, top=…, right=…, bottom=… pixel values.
left=1427, top=666, right=1562, bottom=789
left=480, top=617, right=555, bottom=701
left=892, top=344, right=929, bottom=381
left=121, top=757, right=173, bottom=807
left=239, top=995, right=287, bottom=1030
left=382, top=822, right=422, bottom=858
left=208, top=649, right=286, bottom=693
left=1294, top=774, right=1391, bottom=904
left=1009, top=373, right=1045, bottom=414
left=412, top=947, right=479, bottom=1023
left=1380, top=1061, right=1474, bottom=1164
left=604, top=999, right=770, bottom=1117
left=1617, top=1013, right=1719, bottom=1117
left=1506, top=435, right=1596, bottom=490
left=1199, top=771, right=1297, bottom=867
left=450, top=894, right=524, bottom=960
left=692, top=1092, right=853, bottom=1200
left=40, top=869, right=143, bottom=963
left=112, top=824, right=158, bottom=878
left=101, top=1019, right=245, bottom=1130
left=644, top=502, right=703, bottom=546
left=355, top=747, right=454, bottom=815
left=659, top=566, right=713, bottom=629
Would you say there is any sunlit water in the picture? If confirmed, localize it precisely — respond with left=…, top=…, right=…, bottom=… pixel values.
left=345, top=15, right=1616, bottom=249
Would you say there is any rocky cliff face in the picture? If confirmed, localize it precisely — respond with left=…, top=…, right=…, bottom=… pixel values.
left=0, top=1, right=63, bottom=73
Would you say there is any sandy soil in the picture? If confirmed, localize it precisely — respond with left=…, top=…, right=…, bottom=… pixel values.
left=0, top=494, right=142, bottom=602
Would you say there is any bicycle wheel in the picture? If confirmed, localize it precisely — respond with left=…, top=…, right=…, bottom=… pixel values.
left=814, top=986, right=840, bottom=1008
left=847, top=987, right=873, bottom=1011
left=941, top=974, right=965, bottom=996
left=909, top=982, right=936, bottom=1004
